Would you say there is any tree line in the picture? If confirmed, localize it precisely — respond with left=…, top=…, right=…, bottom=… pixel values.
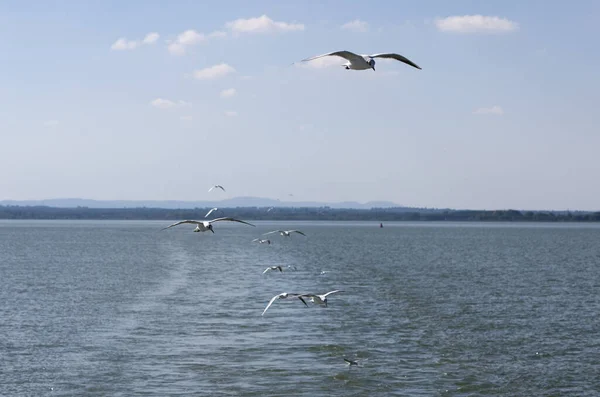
left=1, top=205, right=599, bottom=222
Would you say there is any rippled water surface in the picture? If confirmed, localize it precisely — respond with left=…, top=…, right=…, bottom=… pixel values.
left=1, top=220, right=599, bottom=396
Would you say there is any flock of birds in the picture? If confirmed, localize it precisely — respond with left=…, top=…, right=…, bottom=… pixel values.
left=160, top=184, right=363, bottom=366
left=160, top=55, right=420, bottom=366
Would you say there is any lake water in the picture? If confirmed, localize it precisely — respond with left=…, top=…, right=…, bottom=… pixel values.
left=1, top=220, right=599, bottom=396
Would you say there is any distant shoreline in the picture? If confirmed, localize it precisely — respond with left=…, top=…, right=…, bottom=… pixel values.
left=1, top=205, right=599, bottom=222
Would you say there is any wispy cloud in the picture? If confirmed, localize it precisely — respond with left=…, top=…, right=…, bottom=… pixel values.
left=150, top=98, right=191, bottom=109
left=473, top=105, right=504, bottom=115
left=43, top=120, right=59, bottom=127
left=224, top=110, right=238, bottom=117
left=167, top=29, right=206, bottom=55
left=341, top=19, right=369, bottom=32
left=225, top=15, right=304, bottom=34
left=193, top=63, right=236, bottom=80
left=111, top=32, right=160, bottom=51
left=220, top=88, right=237, bottom=98
left=435, top=15, right=518, bottom=33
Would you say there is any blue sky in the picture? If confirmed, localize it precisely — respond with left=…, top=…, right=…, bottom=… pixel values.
left=1, top=0, right=599, bottom=210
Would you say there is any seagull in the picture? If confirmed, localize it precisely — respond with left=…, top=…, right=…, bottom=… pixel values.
left=204, top=207, right=218, bottom=218
left=208, top=185, right=225, bottom=192
left=300, top=50, right=421, bottom=71
left=161, top=217, right=255, bottom=233
left=301, top=290, right=343, bottom=307
left=252, top=238, right=271, bottom=244
left=263, top=265, right=283, bottom=274
left=263, top=230, right=306, bottom=237
left=267, top=207, right=274, bottom=212
left=262, top=292, right=308, bottom=316
left=344, top=358, right=359, bottom=367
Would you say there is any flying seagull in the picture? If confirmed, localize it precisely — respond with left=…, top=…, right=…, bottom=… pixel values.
left=208, top=185, right=225, bottom=192
left=301, top=290, right=343, bottom=307
left=252, top=238, right=271, bottom=244
left=205, top=207, right=218, bottom=218
left=263, top=265, right=283, bottom=274
left=161, top=217, right=255, bottom=233
left=300, top=50, right=421, bottom=71
left=263, top=230, right=306, bottom=237
left=344, top=358, right=359, bottom=367
left=262, top=292, right=308, bottom=316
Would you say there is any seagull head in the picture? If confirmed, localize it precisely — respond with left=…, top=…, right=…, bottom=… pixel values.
left=369, top=59, right=375, bottom=71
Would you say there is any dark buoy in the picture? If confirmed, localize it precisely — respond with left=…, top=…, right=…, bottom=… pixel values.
left=380, top=223, right=383, bottom=228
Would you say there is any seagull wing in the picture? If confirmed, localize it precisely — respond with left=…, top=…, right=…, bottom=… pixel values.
left=289, top=230, right=306, bottom=236
left=161, top=220, right=202, bottom=231
left=263, top=267, right=271, bottom=274
left=208, top=186, right=215, bottom=192
left=298, top=296, right=308, bottom=307
left=369, top=53, right=421, bottom=70
left=262, top=294, right=282, bottom=316
left=208, top=217, right=255, bottom=227
left=322, top=290, right=343, bottom=298
left=252, top=238, right=260, bottom=242
left=263, top=230, right=283, bottom=236
left=217, top=185, right=225, bottom=191
left=344, top=358, right=354, bottom=365
left=205, top=208, right=215, bottom=218
left=301, top=50, right=363, bottom=64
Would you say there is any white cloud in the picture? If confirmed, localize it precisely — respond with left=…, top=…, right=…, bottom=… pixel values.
left=224, top=110, right=238, bottom=117
left=220, top=88, right=237, bottom=98
left=43, top=120, right=59, bottom=127
left=142, top=32, right=160, bottom=44
left=225, top=15, right=304, bottom=34
left=193, top=63, right=236, bottom=80
left=167, top=29, right=206, bottom=55
left=435, top=15, right=518, bottom=33
left=473, top=105, right=504, bottom=115
left=341, top=19, right=369, bottom=32
left=150, top=98, right=191, bottom=109
left=111, top=38, right=139, bottom=51
left=111, top=32, right=160, bottom=51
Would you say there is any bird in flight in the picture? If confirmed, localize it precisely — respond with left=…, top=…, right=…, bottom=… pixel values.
left=204, top=207, right=218, bottom=218
left=252, top=238, right=271, bottom=244
left=263, top=265, right=283, bottom=274
left=208, top=185, right=225, bottom=192
left=299, top=50, right=421, bottom=71
left=344, top=358, right=359, bottom=367
left=301, top=290, right=343, bottom=307
left=160, top=217, right=255, bottom=233
left=262, top=292, right=308, bottom=316
left=263, top=230, right=306, bottom=237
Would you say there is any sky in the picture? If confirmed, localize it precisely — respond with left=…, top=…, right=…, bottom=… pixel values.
left=1, top=0, right=599, bottom=210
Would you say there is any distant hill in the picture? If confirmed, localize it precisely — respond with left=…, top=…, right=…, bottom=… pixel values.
left=0, top=197, right=402, bottom=210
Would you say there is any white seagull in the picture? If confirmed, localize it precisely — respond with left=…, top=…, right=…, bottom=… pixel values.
left=301, top=290, right=343, bottom=307
left=161, top=217, right=255, bottom=233
left=263, top=265, right=283, bottom=274
left=205, top=207, right=218, bottom=218
left=300, top=50, right=421, bottom=71
left=262, top=292, right=308, bottom=316
left=208, top=185, right=225, bottom=192
left=252, top=238, right=271, bottom=244
left=263, top=230, right=306, bottom=237
left=344, top=358, right=359, bottom=367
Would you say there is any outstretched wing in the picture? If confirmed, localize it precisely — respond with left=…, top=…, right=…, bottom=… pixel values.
left=216, top=185, right=225, bottom=191
left=209, top=217, right=255, bottom=227
left=369, top=53, right=421, bottom=70
left=263, top=230, right=283, bottom=236
left=301, top=50, right=363, bottom=64
left=289, top=230, right=306, bottom=236
left=263, top=267, right=272, bottom=274
left=298, top=296, right=308, bottom=307
left=205, top=208, right=216, bottom=218
left=161, top=220, right=202, bottom=231
left=262, top=294, right=281, bottom=316
left=323, top=290, right=343, bottom=298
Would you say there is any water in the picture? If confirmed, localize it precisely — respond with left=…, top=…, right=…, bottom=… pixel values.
left=1, top=220, right=599, bottom=396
